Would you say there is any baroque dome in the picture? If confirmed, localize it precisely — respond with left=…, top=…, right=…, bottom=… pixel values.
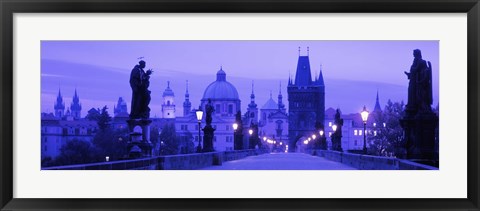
left=202, top=67, right=239, bottom=100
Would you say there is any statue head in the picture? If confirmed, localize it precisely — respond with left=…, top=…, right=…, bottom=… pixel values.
left=413, top=49, right=422, bottom=59
left=139, top=60, right=146, bottom=68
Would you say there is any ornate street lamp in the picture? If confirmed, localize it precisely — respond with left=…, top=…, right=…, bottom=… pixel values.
left=332, top=124, right=337, bottom=132
left=361, top=105, right=369, bottom=154
left=196, top=108, right=204, bottom=153
left=232, top=123, right=238, bottom=131
left=319, top=130, right=324, bottom=136
left=248, top=129, right=253, bottom=136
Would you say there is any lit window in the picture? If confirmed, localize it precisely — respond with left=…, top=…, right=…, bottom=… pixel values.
left=329, top=132, right=332, bottom=137
left=359, top=130, right=362, bottom=136
left=354, top=130, right=358, bottom=136
left=328, top=122, right=332, bottom=127
left=373, top=123, right=376, bottom=127
left=374, top=131, right=377, bottom=136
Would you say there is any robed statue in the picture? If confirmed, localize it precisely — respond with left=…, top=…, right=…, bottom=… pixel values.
left=205, top=99, right=215, bottom=125
left=130, top=60, right=153, bottom=119
left=404, top=49, right=433, bottom=112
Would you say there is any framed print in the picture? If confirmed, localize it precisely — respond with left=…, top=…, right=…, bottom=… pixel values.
left=1, top=0, right=479, bottom=210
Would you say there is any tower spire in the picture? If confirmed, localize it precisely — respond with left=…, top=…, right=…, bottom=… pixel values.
left=183, top=80, right=191, bottom=116
left=248, top=80, right=257, bottom=109
left=307, top=46, right=309, bottom=56
left=373, top=90, right=382, bottom=113
left=298, top=47, right=301, bottom=56
left=251, top=80, right=254, bottom=95
left=278, top=81, right=285, bottom=110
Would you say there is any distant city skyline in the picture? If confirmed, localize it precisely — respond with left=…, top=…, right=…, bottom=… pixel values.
left=41, top=41, right=439, bottom=116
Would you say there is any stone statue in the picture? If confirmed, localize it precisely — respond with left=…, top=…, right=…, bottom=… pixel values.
left=205, top=99, right=214, bottom=125
left=129, top=60, right=153, bottom=119
left=332, top=108, right=343, bottom=151
left=404, top=49, right=432, bottom=112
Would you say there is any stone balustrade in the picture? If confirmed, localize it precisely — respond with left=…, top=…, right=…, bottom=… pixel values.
left=311, top=150, right=438, bottom=170
left=42, top=149, right=265, bottom=170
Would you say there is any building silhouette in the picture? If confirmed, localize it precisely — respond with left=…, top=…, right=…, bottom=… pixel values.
left=287, top=48, right=325, bottom=151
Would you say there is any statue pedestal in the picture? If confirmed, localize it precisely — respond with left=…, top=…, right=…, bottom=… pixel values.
left=234, top=132, right=244, bottom=150
left=202, top=125, right=215, bottom=152
left=126, top=119, right=153, bottom=158
left=401, top=110, right=438, bottom=165
left=331, top=133, right=343, bottom=152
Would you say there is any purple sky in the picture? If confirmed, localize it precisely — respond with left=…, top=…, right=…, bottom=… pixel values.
left=41, top=41, right=439, bottom=116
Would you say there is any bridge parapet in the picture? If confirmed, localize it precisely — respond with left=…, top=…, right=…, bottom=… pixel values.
left=42, top=149, right=266, bottom=170
left=310, top=150, right=438, bottom=170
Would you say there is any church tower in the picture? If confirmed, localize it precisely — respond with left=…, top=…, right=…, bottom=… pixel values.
left=183, top=80, right=192, bottom=116
left=162, top=81, right=176, bottom=119
left=70, top=89, right=82, bottom=119
left=54, top=88, right=65, bottom=119
left=287, top=47, right=325, bottom=152
left=247, top=81, right=258, bottom=124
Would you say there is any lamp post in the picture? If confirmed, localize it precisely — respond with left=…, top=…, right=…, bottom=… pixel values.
left=361, top=105, right=369, bottom=154
left=248, top=128, right=257, bottom=149
left=196, top=108, right=204, bottom=153
left=232, top=123, right=239, bottom=150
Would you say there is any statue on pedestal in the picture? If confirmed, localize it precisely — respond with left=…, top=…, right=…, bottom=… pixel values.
left=401, top=49, right=438, bottom=166
left=202, top=99, right=216, bottom=152
left=331, top=109, right=343, bottom=152
left=126, top=60, right=153, bottom=158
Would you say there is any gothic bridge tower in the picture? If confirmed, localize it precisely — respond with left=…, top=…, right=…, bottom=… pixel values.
left=287, top=47, right=325, bottom=152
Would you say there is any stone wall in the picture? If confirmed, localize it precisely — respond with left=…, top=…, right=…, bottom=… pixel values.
left=42, top=149, right=265, bottom=170
left=310, top=150, right=438, bottom=170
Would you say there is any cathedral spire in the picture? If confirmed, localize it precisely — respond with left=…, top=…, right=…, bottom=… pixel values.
left=70, top=89, right=82, bottom=119
left=373, top=90, right=382, bottom=113
left=54, top=88, right=65, bottom=118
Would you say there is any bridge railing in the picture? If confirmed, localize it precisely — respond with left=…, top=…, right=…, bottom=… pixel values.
left=309, top=150, right=438, bottom=170
left=42, top=149, right=266, bottom=170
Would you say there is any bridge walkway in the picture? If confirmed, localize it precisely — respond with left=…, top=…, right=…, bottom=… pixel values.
left=201, top=152, right=357, bottom=170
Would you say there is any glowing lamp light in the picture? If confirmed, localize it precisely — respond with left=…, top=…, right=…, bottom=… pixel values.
left=361, top=106, right=369, bottom=123
left=196, top=109, right=204, bottom=122
left=105, top=156, right=109, bottom=162
left=248, top=129, right=253, bottom=135
left=232, top=123, right=238, bottom=131
left=319, top=130, right=324, bottom=136
left=312, top=134, right=316, bottom=139
left=263, top=137, right=267, bottom=141
left=332, top=125, right=337, bottom=132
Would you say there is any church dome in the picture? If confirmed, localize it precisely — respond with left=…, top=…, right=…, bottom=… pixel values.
left=202, top=67, right=239, bottom=100
left=261, top=96, right=278, bottom=110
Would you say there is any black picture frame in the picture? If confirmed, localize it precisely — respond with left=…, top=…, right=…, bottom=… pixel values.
left=1, top=0, right=479, bottom=210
